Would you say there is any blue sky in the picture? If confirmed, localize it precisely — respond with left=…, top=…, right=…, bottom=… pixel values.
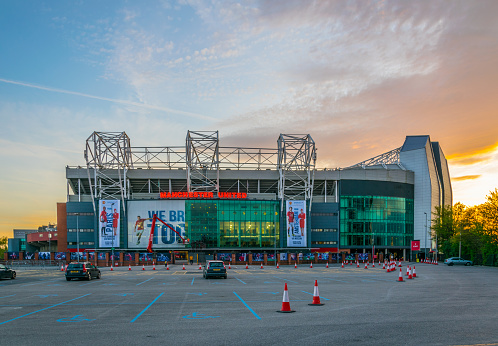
left=1, top=0, right=497, bottom=237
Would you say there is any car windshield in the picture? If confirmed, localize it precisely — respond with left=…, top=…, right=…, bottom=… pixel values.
left=209, top=262, right=223, bottom=267
left=0, top=264, right=6, bottom=270
left=68, top=264, right=83, bottom=269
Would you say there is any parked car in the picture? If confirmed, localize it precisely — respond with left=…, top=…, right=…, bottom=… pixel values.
left=444, top=257, right=473, bottom=266
left=203, top=260, right=227, bottom=279
left=0, top=264, right=16, bottom=279
left=65, top=262, right=101, bottom=281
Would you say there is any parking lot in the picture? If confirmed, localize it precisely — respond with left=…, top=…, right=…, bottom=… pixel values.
left=1, top=262, right=497, bottom=345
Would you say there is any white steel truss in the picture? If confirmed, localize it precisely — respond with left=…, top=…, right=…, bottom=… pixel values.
left=277, top=134, right=316, bottom=208
left=186, top=130, right=219, bottom=193
left=344, top=147, right=404, bottom=170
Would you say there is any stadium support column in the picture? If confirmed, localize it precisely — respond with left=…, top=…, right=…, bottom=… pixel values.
left=186, top=131, right=219, bottom=194
left=277, top=134, right=316, bottom=210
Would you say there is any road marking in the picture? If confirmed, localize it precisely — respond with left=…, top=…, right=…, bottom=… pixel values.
left=57, top=315, right=95, bottom=322
left=235, top=277, right=246, bottom=285
left=273, top=276, right=298, bottom=283
left=0, top=295, right=16, bottom=299
left=301, top=291, right=330, bottom=301
left=233, top=292, right=261, bottom=320
left=136, top=277, right=154, bottom=286
left=191, top=278, right=195, bottom=286
left=130, top=292, right=164, bottom=323
left=0, top=294, right=92, bottom=325
left=183, top=312, right=219, bottom=319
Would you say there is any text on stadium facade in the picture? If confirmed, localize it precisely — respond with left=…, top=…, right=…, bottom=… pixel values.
left=160, top=192, right=247, bottom=199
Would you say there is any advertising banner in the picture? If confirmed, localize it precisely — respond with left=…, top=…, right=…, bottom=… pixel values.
left=286, top=200, right=307, bottom=247
left=411, top=240, right=421, bottom=251
left=99, top=200, right=120, bottom=248
left=127, top=200, right=186, bottom=249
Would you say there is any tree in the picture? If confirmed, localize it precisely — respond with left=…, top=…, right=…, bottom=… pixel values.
left=0, top=236, right=7, bottom=258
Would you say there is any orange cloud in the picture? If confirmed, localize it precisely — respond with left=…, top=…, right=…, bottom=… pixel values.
left=452, top=175, right=481, bottom=181
left=447, top=142, right=498, bottom=166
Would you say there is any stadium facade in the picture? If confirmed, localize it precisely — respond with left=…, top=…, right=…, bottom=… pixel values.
left=60, top=131, right=452, bottom=260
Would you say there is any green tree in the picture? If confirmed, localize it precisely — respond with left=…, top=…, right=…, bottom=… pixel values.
left=0, top=236, right=7, bottom=258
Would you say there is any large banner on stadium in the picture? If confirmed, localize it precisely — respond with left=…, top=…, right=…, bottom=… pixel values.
left=99, top=200, right=120, bottom=248
left=286, top=200, right=307, bottom=247
left=127, top=200, right=186, bottom=249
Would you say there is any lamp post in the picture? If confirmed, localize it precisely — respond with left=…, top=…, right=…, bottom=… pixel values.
left=424, top=212, right=427, bottom=260
left=48, top=233, right=52, bottom=266
left=76, top=213, right=80, bottom=263
left=274, top=203, right=277, bottom=266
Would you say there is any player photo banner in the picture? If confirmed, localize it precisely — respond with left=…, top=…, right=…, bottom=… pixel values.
left=286, top=200, right=307, bottom=247
left=127, top=200, right=186, bottom=249
left=99, top=200, right=120, bottom=248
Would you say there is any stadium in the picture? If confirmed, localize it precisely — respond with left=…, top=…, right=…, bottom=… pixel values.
left=51, top=130, right=452, bottom=263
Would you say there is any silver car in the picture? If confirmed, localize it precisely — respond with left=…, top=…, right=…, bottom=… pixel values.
left=444, top=257, right=473, bottom=266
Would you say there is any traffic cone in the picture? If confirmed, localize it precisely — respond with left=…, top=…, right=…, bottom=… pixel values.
left=397, top=268, right=404, bottom=282
left=166, top=264, right=170, bottom=270
left=382, top=262, right=385, bottom=269
left=128, top=264, right=131, bottom=271
left=398, top=260, right=402, bottom=267
left=61, top=265, right=64, bottom=271
left=199, top=264, right=202, bottom=270
left=350, top=260, right=352, bottom=265
left=308, top=280, right=324, bottom=306
left=341, top=262, right=344, bottom=268
left=408, top=267, right=413, bottom=279
left=228, top=263, right=231, bottom=269
left=245, top=263, right=248, bottom=269
left=372, top=261, right=375, bottom=268
left=326, top=262, right=329, bottom=268
left=276, top=283, right=295, bottom=313
left=310, top=262, right=313, bottom=269
left=142, top=265, right=145, bottom=271
left=406, top=266, right=410, bottom=276
left=182, top=264, right=186, bottom=270
left=277, top=263, right=279, bottom=269
left=260, top=263, right=263, bottom=269
left=357, top=261, right=360, bottom=268
left=295, top=262, right=297, bottom=268
left=153, top=263, right=156, bottom=270
left=111, top=265, right=114, bottom=271
left=364, top=262, right=368, bottom=269
left=413, top=266, right=417, bottom=278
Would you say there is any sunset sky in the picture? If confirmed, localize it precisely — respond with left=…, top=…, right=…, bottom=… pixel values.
left=1, top=0, right=497, bottom=238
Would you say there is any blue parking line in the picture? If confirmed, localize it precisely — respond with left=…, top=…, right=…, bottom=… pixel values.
left=233, top=292, right=261, bottom=320
left=130, top=292, right=164, bottom=323
left=191, top=278, right=195, bottom=286
left=301, top=291, right=330, bottom=301
left=136, top=277, right=154, bottom=286
left=235, top=277, right=246, bottom=285
left=0, top=294, right=92, bottom=325
left=273, top=276, right=298, bottom=283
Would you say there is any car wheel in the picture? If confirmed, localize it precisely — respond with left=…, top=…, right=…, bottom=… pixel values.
left=224, top=275, right=227, bottom=279
left=448, top=263, right=453, bottom=266
left=97, top=272, right=101, bottom=279
left=465, top=262, right=471, bottom=266
left=87, top=273, right=92, bottom=281
left=11, top=272, right=16, bottom=279
left=66, top=277, right=71, bottom=281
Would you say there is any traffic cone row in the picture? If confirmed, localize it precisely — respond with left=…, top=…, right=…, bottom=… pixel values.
left=278, top=280, right=326, bottom=312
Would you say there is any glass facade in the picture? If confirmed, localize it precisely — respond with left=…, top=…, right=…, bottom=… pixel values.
left=340, top=196, right=414, bottom=248
left=186, top=200, right=280, bottom=248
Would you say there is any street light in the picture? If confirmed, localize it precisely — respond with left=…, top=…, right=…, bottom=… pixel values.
left=48, top=233, right=52, bottom=266
left=424, top=212, right=428, bottom=260
left=75, top=213, right=80, bottom=263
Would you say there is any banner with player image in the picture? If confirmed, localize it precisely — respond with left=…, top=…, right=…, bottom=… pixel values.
left=99, top=200, right=120, bottom=248
left=127, top=200, right=186, bottom=249
left=286, top=200, right=307, bottom=247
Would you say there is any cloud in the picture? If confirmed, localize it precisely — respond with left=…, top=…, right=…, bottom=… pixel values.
left=452, top=175, right=481, bottom=181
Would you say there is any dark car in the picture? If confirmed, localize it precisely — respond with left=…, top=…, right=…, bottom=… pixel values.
left=65, top=262, right=101, bottom=281
left=203, top=260, right=227, bottom=279
left=444, top=257, right=473, bottom=266
left=0, top=264, right=16, bottom=279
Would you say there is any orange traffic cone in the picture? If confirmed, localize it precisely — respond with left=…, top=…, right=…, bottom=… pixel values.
left=295, top=262, right=297, bottom=268
left=350, top=260, right=352, bottom=265
left=128, top=264, right=131, bottom=271
left=111, top=265, right=114, bottom=271
left=372, top=262, right=375, bottom=268
left=326, top=262, right=329, bottom=268
left=182, top=264, right=186, bottom=270
left=142, top=265, right=145, bottom=271
left=406, top=266, right=410, bottom=276
left=364, top=262, right=368, bottom=269
left=228, top=263, right=231, bottom=269
left=341, top=262, right=344, bottom=268
left=199, top=264, right=202, bottom=270
left=61, top=265, right=64, bottom=271
left=153, top=263, right=156, bottom=270
left=245, top=263, right=248, bottom=269
left=310, top=262, right=313, bottom=269
left=357, top=261, right=360, bottom=268
left=166, top=264, right=170, bottom=270
left=382, top=262, right=386, bottom=269
left=276, top=283, right=295, bottom=313
left=413, top=266, right=417, bottom=278
left=397, top=268, right=404, bottom=282
left=408, top=267, right=413, bottom=279
left=260, top=263, right=263, bottom=269
left=308, top=280, right=324, bottom=306
left=277, top=263, right=279, bottom=269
